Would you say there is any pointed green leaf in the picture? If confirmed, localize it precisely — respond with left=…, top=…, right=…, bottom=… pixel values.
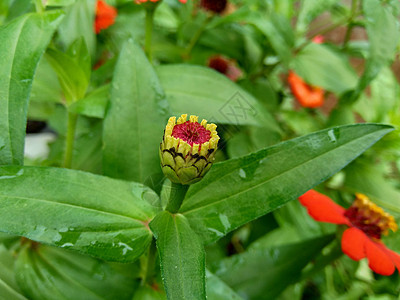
left=180, top=124, right=393, bottom=244
left=103, top=40, right=168, bottom=184
left=212, top=235, right=334, bottom=300
left=45, top=46, right=89, bottom=103
left=0, top=11, right=64, bottom=166
left=150, top=211, right=205, bottom=300
left=15, top=244, right=138, bottom=300
left=0, top=166, right=159, bottom=262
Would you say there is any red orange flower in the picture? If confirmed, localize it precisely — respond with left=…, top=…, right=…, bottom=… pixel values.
left=288, top=71, right=324, bottom=108
left=300, top=190, right=400, bottom=276
left=94, top=0, right=117, bottom=34
left=208, top=55, right=242, bottom=82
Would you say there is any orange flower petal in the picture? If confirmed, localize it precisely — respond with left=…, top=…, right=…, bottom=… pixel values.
left=95, top=0, right=117, bottom=34
left=380, top=247, right=400, bottom=274
left=299, top=190, right=350, bottom=225
left=341, top=227, right=367, bottom=260
left=288, top=71, right=324, bottom=108
left=364, top=238, right=395, bottom=276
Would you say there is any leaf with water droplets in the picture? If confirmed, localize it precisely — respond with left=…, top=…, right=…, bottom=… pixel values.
left=180, top=124, right=393, bottom=244
left=0, top=166, right=160, bottom=262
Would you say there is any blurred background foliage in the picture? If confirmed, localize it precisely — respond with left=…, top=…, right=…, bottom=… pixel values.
left=1, top=0, right=400, bottom=299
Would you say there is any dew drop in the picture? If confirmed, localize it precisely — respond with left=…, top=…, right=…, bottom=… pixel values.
left=0, top=168, right=24, bottom=180
left=327, top=129, right=337, bottom=143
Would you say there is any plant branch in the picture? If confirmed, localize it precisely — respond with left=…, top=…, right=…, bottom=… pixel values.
left=343, top=0, right=359, bottom=48
left=63, top=111, right=78, bottom=169
left=165, top=182, right=189, bottom=213
left=141, top=238, right=157, bottom=286
left=183, top=16, right=210, bottom=59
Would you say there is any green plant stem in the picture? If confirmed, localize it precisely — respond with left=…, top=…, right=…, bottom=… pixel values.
left=63, top=111, right=78, bottom=169
left=165, top=182, right=189, bottom=214
left=34, top=0, right=44, bottom=13
left=145, top=8, right=155, bottom=63
left=343, top=0, right=359, bottom=47
left=141, top=238, right=157, bottom=286
left=184, top=17, right=210, bottom=59
left=296, top=11, right=362, bottom=52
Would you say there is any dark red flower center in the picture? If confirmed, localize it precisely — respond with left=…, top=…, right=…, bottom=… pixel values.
left=208, top=56, right=229, bottom=74
left=200, top=0, right=227, bottom=13
left=172, top=121, right=211, bottom=146
left=343, top=194, right=397, bottom=240
left=344, top=207, right=383, bottom=239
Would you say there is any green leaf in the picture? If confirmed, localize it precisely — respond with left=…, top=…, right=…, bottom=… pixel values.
left=180, top=124, right=393, bottom=244
left=103, top=40, right=168, bottom=184
left=156, top=64, right=279, bottom=130
left=150, top=211, right=205, bottom=300
left=57, top=0, right=96, bottom=57
left=206, top=270, right=243, bottom=300
left=249, top=12, right=295, bottom=65
left=0, top=245, right=27, bottom=300
left=67, top=37, right=91, bottom=82
left=0, top=166, right=159, bottom=262
left=0, top=11, right=63, bottom=166
left=45, top=46, right=89, bottom=104
left=350, top=0, right=400, bottom=101
left=211, top=235, right=334, bottom=300
left=293, top=43, right=358, bottom=94
left=69, top=84, right=110, bottom=118
left=15, top=244, right=138, bottom=300
left=30, top=55, right=63, bottom=104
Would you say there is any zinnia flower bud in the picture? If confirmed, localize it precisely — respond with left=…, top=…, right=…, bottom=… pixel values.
left=208, top=55, right=242, bottom=82
left=160, top=114, right=219, bottom=185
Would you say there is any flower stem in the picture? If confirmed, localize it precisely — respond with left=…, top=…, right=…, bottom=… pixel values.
left=34, top=0, right=44, bottom=13
left=141, top=238, right=157, bottom=286
left=63, top=111, right=78, bottom=169
left=145, top=8, right=155, bottom=63
left=342, top=0, right=359, bottom=48
left=165, top=182, right=189, bottom=213
left=296, top=11, right=362, bottom=52
left=183, top=17, right=210, bottom=59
